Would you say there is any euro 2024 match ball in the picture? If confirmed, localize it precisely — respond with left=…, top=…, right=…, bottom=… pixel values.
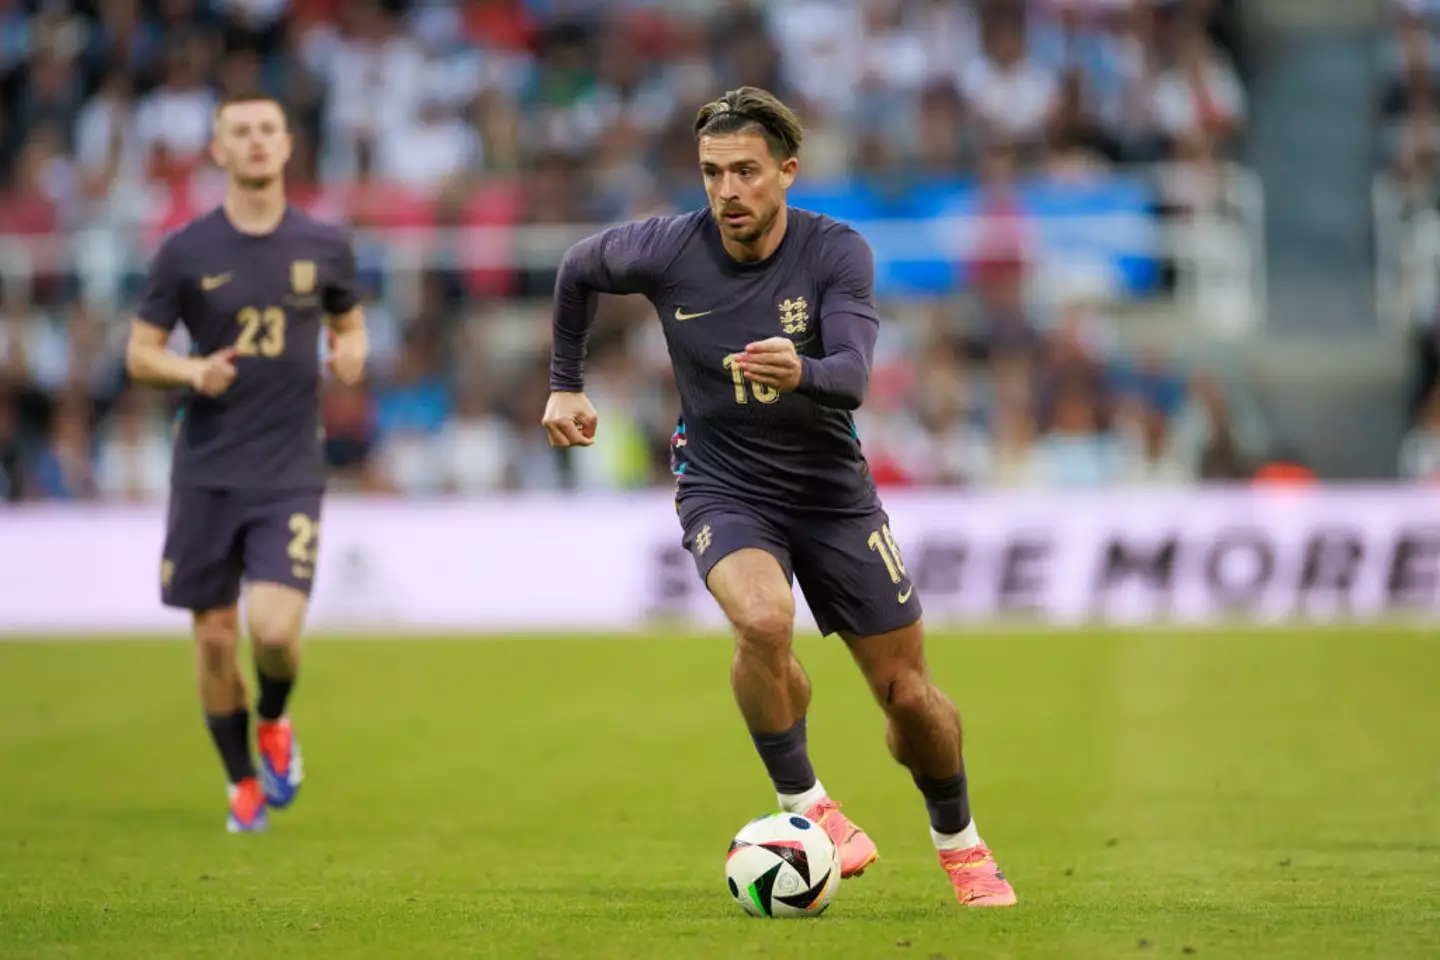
left=725, top=812, right=841, bottom=918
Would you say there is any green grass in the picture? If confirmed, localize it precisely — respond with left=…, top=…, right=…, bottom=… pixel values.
left=1, top=628, right=1438, bottom=958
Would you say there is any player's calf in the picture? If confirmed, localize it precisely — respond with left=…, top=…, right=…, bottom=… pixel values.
left=247, top=583, right=308, bottom=809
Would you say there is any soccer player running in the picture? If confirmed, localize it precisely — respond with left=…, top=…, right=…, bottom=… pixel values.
left=542, top=87, right=1015, bottom=907
left=125, top=93, right=366, bottom=833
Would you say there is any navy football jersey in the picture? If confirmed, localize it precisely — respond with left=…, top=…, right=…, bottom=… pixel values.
left=551, top=208, right=881, bottom=515
left=136, top=206, right=359, bottom=492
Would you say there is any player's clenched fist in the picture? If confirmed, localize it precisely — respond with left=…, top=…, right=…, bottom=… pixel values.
left=737, top=337, right=802, bottom=393
left=190, top=346, right=238, bottom=397
left=543, top=390, right=599, bottom=447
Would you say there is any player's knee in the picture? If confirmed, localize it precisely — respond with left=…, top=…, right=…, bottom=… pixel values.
left=245, top=584, right=307, bottom=651
left=874, top=667, right=933, bottom=722
left=730, top=599, right=794, bottom=656
left=193, top=608, right=240, bottom=669
left=248, top=615, right=299, bottom=652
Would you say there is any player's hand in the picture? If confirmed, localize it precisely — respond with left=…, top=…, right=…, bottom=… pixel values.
left=542, top=391, right=599, bottom=448
left=327, top=329, right=367, bottom=386
left=190, top=346, right=238, bottom=397
left=737, top=337, right=803, bottom=393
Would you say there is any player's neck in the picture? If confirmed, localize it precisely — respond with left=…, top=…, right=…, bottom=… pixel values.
left=223, top=185, right=288, bottom=236
left=722, top=205, right=789, bottom=264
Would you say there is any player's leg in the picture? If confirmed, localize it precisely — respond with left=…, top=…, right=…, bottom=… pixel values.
left=161, top=488, right=266, bottom=833
left=239, top=492, right=321, bottom=809
left=680, top=501, right=878, bottom=878
left=842, top=621, right=1013, bottom=906
left=792, top=511, right=1015, bottom=906
left=246, top=582, right=308, bottom=808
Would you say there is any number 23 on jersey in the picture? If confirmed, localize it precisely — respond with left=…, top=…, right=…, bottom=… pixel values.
left=235, top=306, right=286, bottom=358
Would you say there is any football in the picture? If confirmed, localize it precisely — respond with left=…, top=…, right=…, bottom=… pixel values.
left=724, top=812, right=840, bottom=918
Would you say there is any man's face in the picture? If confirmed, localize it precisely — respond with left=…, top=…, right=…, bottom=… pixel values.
left=211, top=100, right=292, bottom=188
left=699, top=131, right=797, bottom=247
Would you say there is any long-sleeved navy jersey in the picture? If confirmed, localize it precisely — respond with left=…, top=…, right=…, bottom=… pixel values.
left=550, top=207, right=882, bottom=516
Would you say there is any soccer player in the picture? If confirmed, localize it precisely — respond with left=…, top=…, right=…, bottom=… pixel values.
left=125, top=93, right=367, bottom=833
left=542, top=87, right=1016, bottom=907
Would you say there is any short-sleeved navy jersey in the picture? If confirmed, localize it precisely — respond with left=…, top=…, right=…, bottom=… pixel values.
left=136, top=206, right=358, bottom=492
left=551, top=207, right=882, bottom=515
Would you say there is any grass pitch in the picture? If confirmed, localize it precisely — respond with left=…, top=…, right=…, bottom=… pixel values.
left=1, top=627, right=1437, bottom=959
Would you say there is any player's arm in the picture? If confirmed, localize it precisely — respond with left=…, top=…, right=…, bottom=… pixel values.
left=127, top=320, right=198, bottom=386
left=125, top=235, right=237, bottom=396
left=324, top=237, right=367, bottom=386
left=738, top=230, right=879, bottom=411
left=545, top=218, right=667, bottom=448
left=798, top=229, right=880, bottom=410
left=325, top=307, right=367, bottom=386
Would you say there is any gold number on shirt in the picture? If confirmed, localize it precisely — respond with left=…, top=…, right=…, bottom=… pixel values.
left=236, top=306, right=286, bottom=358
left=867, top=523, right=908, bottom=584
left=722, top=353, right=779, bottom=404
left=286, top=513, right=320, bottom=565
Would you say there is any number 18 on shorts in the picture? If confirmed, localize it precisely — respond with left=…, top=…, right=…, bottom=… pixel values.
left=679, top=497, right=921, bottom=638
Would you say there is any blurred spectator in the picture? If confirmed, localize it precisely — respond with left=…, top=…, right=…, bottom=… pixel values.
left=1399, top=383, right=1440, bottom=480
left=853, top=364, right=932, bottom=487
left=0, top=388, right=18, bottom=501
left=313, top=1, right=425, bottom=184
left=1169, top=369, right=1268, bottom=480
left=987, top=354, right=1045, bottom=487
left=377, top=96, right=481, bottom=192
left=30, top=395, right=97, bottom=501
left=437, top=375, right=514, bottom=494
left=75, top=68, right=143, bottom=206
left=916, top=350, right=991, bottom=486
left=1147, top=8, right=1245, bottom=151
left=84, top=0, right=164, bottom=84
left=1034, top=382, right=1125, bottom=487
left=1116, top=396, right=1191, bottom=485
left=959, top=6, right=1058, bottom=146
left=370, top=328, right=451, bottom=495
left=135, top=38, right=219, bottom=188
left=95, top=387, right=172, bottom=502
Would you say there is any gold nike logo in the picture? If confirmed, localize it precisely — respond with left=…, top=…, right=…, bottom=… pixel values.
left=201, top=272, right=233, bottom=291
left=674, top=307, right=712, bottom=321
left=897, top=584, right=914, bottom=604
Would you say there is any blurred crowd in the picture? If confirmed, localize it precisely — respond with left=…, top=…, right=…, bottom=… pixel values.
left=1385, top=0, right=1440, bottom=481
left=0, top=0, right=1269, bottom=502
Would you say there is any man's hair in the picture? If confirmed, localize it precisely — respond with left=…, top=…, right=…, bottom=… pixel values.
left=693, top=86, right=803, bottom=160
left=214, top=91, right=288, bottom=126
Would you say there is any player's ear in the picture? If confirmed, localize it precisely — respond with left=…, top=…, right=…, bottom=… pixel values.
left=778, top=156, right=798, bottom=191
left=208, top=125, right=227, bottom=170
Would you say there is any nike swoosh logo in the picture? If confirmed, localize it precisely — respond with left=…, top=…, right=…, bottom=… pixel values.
left=897, top=584, right=914, bottom=604
left=201, top=273, right=233, bottom=291
left=674, top=308, right=712, bottom=321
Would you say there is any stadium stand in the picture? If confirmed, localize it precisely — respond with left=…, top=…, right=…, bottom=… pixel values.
left=0, top=0, right=1267, bottom=502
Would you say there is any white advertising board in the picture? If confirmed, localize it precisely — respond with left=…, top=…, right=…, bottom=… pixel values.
left=2, top=488, right=1439, bottom=635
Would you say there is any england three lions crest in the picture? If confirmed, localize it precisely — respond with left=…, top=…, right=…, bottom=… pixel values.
left=779, top=297, right=808, bottom=335
left=291, top=260, right=317, bottom=295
